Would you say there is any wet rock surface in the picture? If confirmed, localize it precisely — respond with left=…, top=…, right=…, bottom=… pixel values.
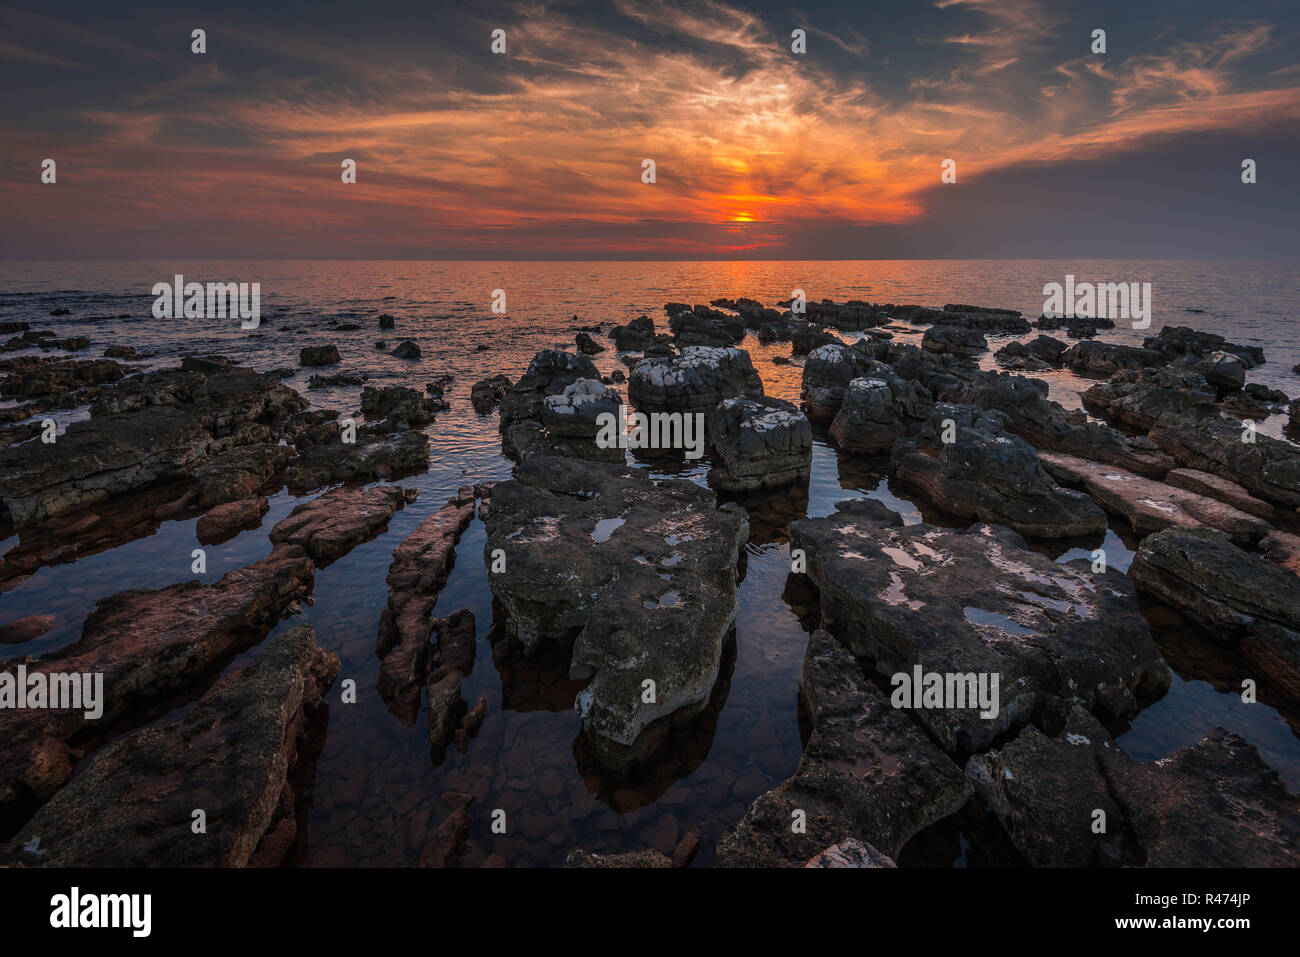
left=1150, top=414, right=1300, bottom=508
left=828, top=372, right=933, bottom=454
left=706, top=396, right=811, bottom=492
left=629, top=346, right=764, bottom=412
left=716, top=631, right=969, bottom=865
left=4, top=624, right=339, bottom=867
left=485, top=456, right=748, bottom=764
left=269, top=485, right=411, bottom=563
left=0, top=544, right=314, bottom=833
left=893, top=405, right=1108, bottom=538
left=967, top=706, right=1299, bottom=866
left=789, top=499, right=1170, bottom=753
left=1039, top=452, right=1271, bottom=544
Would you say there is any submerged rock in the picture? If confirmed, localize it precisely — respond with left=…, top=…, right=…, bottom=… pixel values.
left=893, top=405, right=1108, bottom=539
left=4, top=624, right=338, bottom=866
left=706, top=396, right=811, bottom=492
left=716, top=631, right=968, bottom=865
left=789, top=499, right=1169, bottom=752
left=565, top=848, right=674, bottom=868
left=484, top=456, right=747, bottom=765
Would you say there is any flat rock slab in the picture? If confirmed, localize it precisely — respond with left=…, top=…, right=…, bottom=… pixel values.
left=0, top=543, right=315, bottom=830
left=270, top=485, right=411, bottom=564
left=4, top=624, right=338, bottom=867
left=716, top=631, right=969, bottom=866
left=484, top=456, right=748, bottom=762
left=285, top=431, right=428, bottom=492
left=1165, top=468, right=1274, bottom=520
left=1038, top=451, right=1271, bottom=544
left=789, top=499, right=1169, bottom=753
left=195, top=495, right=270, bottom=545
left=969, top=708, right=1298, bottom=867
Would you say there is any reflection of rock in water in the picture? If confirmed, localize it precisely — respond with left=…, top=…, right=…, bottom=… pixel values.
left=572, top=635, right=737, bottom=812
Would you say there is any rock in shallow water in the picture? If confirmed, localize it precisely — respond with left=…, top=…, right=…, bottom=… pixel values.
left=892, top=404, right=1108, bottom=539
left=484, top=456, right=747, bottom=766
left=706, top=395, right=811, bottom=492
left=629, top=346, right=763, bottom=412
left=0, top=544, right=315, bottom=833
left=789, top=499, right=1170, bottom=753
left=716, top=630, right=969, bottom=866
left=4, top=624, right=339, bottom=866
left=269, top=484, right=411, bottom=563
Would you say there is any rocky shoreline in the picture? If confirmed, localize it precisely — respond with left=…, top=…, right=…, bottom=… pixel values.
left=1, top=294, right=1297, bottom=867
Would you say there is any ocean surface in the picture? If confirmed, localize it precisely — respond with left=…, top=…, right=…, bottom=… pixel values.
left=1, top=259, right=1297, bottom=866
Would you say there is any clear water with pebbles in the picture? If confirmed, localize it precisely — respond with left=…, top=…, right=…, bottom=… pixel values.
left=1, top=260, right=1297, bottom=866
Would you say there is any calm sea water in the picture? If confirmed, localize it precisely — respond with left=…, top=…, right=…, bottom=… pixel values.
left=1, top=260, right=1297, bottom=866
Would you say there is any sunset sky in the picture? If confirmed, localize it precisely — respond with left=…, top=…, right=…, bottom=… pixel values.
left=1, top=0, right=1298, bottom=259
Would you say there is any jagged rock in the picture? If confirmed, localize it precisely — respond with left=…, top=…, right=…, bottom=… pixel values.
left=668, top=308, right=745, bottom=346
left=995, top=335, right=1067, bottom=369
left=967, top=706, right=1299, bottom=866
left=1080, top=366, right=1217, bottom=432
left=540, top=378, right=623, bottom=438
left=0, top=357, right=125, bottom=398
left=375, top=496, right=475, bottom=723
left=894, top=405, right=1108, bottom=538
left=921, top=324, right=986, bottom=357
left=1191, top=350, right=1246, bottom=394
left=1144, top=325, right=1264, bottom=367
left=629, top=346, right=763, bottom=412
left=789, top=499, right=1169, bottom=753
left=1149, top=413, right=1300, bottom=507
left=1130, top=527, right=1300, bottom=702
left=299, top=345, right=340, bottom=367
left=499, top=350, right=601, bottom=427
left=360, top=385, right=438, bottom=429
left=799, top=344, right=880, bottom=421
left=790, top=324, right=844, bottom=356
left=0, top=544, right=314, bottom=831
left=426, top=609, right=476, bottom=750
left=3, top=624, right=338, bottom=867
left=0, top=367, right=305, bottom=528
left=828, top=373, right=934, bottom=454
left=575, top=331, right=605, bottom=354
left=960, top=372, right=1174, bottom=478
left=1062, top=340, right=1167, bottom=377
left=378, top=313, right=396, bottom=329
left=195, top=443, right=295, bottom=506
left=269, top=485, right=410, bottom=563
left=610, top=315, right=655, bottom=351
left=285, top=431, right=428, bottom=492
left=716, top=631, right=968, bottom=865
left=470, top=373, right=512, bottom=414
left=706, top=396, right=811, bottom=492
left=195, top=496, right=269, bottom=545
left=484, top=456, right=747, bottom=765
left=391, top=340, right=421, bottom=359
left=1038, top=452, right=1271, bottom=544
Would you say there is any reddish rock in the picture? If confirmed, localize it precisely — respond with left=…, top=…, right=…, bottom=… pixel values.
left=671, top=827, right=701, bottom=868
left=419, top=791, right=474, bottom=867
left=3, top=624, right=338, bottom=866
left=0, top=544, right=314, bottom=833
left=0, top=614, right=55, bottom=644
left=195, top=496, right=269, bottom=545
left=270, top=485, right=409, bottom=563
